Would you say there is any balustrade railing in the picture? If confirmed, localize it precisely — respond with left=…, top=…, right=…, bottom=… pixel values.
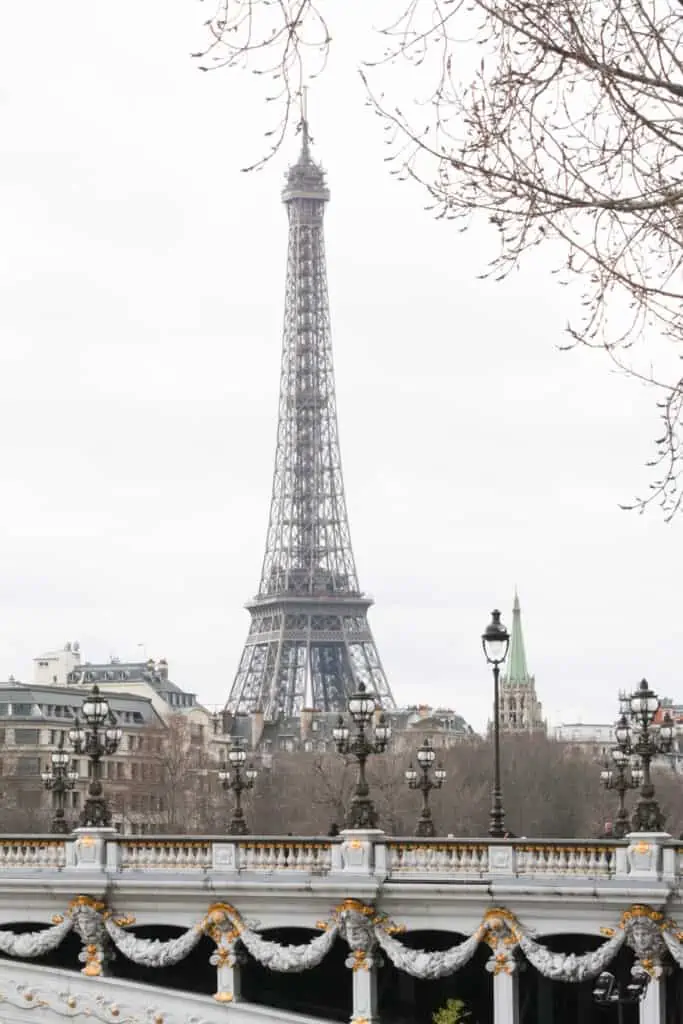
left=386, top=839, right=489, bottom=875
left=0, top=836, right=67, bottom=869
left=513, top=841, right=616, bottom=878
left=0, top=833, right=677, bottom=883
left=118, top=839, right=213, bottom=871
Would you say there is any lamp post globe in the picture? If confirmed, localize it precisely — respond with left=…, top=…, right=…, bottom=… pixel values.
left=482, top=609, right=510, bottom=839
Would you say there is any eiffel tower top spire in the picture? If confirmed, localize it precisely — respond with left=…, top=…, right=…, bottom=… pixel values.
left=225, top=111, right=395, bottom=719
left=282, top=90, right=329, bottom=204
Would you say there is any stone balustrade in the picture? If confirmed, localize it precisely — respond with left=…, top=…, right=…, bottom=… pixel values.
left=0, top=830, right=678, bottom=884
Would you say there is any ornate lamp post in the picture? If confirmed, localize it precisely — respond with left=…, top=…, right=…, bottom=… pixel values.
left=333, top=681, right=391, bottom=829
left=482, top=609, right=510, bottom=838
left=614, top=679, right=674, bottom=832
left=41, top=737, right=78, bottom=834
left=219, top=747, right=258, bottom=835
left=404, top=738, right=447, bottom=837
left=68, top=685, right=122, bottom=828
left=600, top=748, right=643, bottom=839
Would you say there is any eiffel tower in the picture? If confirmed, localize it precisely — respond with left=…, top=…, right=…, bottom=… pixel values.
left=225, top=116, right=396, bottom=722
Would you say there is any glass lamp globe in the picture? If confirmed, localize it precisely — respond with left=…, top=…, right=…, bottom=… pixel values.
left=105, top=724, right=122, bottom=746
left=614, top=715, right=631, bottom=747
left=41, top=768, right=53, bottom=784
left=245, top=765, right=258, bottom=782
left=348, top=683, right=376, bottom=724
left=482, top=609, right=510, bottom=665
left=51, top=747, right=69, bottom=768
left=332, top=717, right=349, bottom=743
left=68, top=770, right=79, bottom=784
left=68, top=721, right=87, bottom=747
left=659, top=713, right=675, bottom=744
left=416, top=740, right=436, bottom=765
left=228, top=747, right=247, bottom=766
left=434, top=764, right=447, bottom=782
left=82, top=685, right=109, bottom=725
left=374, top=715, right=391, bottom=744
left=218, top=766, right=230, bottom=782
left=630, top=679, right=659, bottom=722
left=611, top=747, right=627, bottom=766
left=600, top=764, right=612, bottom=785
left=404, top=764, right=418, bottom=783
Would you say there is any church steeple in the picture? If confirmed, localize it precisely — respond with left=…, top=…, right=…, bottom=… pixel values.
left=507, top=590, right=531, bottom=684
left=499, top=590, right=546, bottom=734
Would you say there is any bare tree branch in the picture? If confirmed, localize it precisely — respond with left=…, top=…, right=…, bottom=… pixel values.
left=195, top=0, right=683, bottom=517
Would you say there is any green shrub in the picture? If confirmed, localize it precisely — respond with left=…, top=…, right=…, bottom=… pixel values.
left=432, top=998, right=472, bottom=1024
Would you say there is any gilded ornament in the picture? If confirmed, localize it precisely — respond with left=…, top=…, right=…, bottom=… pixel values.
left=213, top=992, right=234, bottom=1003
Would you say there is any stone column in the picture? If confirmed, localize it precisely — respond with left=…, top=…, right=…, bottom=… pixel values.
left=484, top=910, right=521, bottom=1024
left=639, top=973, right=666, bottom=1024
left=348, top=949, right=380, bottom=1024
left=213, top=949, right=243, bottom=1005
left=336, top=900, right=381, bottom=1024
left=204, top=904, right=244, bottom=1005
left=492, top=965, right=519, bottom=1024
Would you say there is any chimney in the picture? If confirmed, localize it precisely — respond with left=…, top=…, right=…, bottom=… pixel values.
left=251, top=709, right=265, bottom=749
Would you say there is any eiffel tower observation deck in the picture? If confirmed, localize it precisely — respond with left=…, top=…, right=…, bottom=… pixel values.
left=225, top=117, right=396, bottom=721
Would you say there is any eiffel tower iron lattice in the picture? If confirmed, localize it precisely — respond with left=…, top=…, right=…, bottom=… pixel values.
left=226, top=120, right=396, bottom=721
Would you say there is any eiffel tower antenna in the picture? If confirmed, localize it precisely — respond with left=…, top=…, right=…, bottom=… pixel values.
left=225, top=119, right=396, bottom=721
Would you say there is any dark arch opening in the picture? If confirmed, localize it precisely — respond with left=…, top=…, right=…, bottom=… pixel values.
left=378, top=929, right=492, bottom=1024
left=108, top=925, right=215, bottom=996
left=240, top=926, right=349, bottom=1022
left=0, top=921, right=81, bottom=973
left=519, top=933, right=638, bottom=1024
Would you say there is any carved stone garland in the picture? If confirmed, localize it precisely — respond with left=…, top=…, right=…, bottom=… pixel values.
left=0, top=896, right=677, bottom=988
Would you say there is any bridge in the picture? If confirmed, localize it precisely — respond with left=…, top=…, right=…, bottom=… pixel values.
left=0, top=827, right=680, bottom=1024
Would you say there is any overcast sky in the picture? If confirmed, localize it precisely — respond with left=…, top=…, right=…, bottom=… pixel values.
left=0, top=3, right=677, bottom=734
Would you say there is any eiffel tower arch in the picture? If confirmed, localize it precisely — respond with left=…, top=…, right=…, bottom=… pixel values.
left=225, top=120, right=395, bottom=722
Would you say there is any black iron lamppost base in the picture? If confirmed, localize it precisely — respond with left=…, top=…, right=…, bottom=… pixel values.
left=346, top=797, right=378, bottom=830
left=228, top=818, right=250, bottom=836
left=51, top=813, right=70, bottom=835
left=80, top=781, right=112, bottom=829
left=415, top=816, right=436, bottom=838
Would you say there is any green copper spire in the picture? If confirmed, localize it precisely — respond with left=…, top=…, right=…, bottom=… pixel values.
left=506, top=590, right=531, bottom=684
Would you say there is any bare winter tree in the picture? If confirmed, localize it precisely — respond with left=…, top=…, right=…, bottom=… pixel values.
left=195, top=0, right=683, bottom=517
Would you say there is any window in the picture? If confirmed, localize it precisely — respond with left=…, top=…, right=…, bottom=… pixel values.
left=11, top=704, right=33, bottom=717
left=71, top=791, right=81, bottom=809
left=16, top=756, right=40, bottom=776
left=116, top=763, right=125, bottom=780
left=14, top=729, right=39, bottom=745
left=0, top=704, right=8, bottom=716
left=131, top=763, right=139, bottom=780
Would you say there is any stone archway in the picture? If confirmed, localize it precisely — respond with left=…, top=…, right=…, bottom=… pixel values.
left=378, top=929, right=492, bottom=1024
left=107, top=923, right=215, bottom=995
left=518, top=934, right=638, bottom=1024
left=0, top=921, right=81, bottom=973
left=240, top=926, right=349, bottom=1022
